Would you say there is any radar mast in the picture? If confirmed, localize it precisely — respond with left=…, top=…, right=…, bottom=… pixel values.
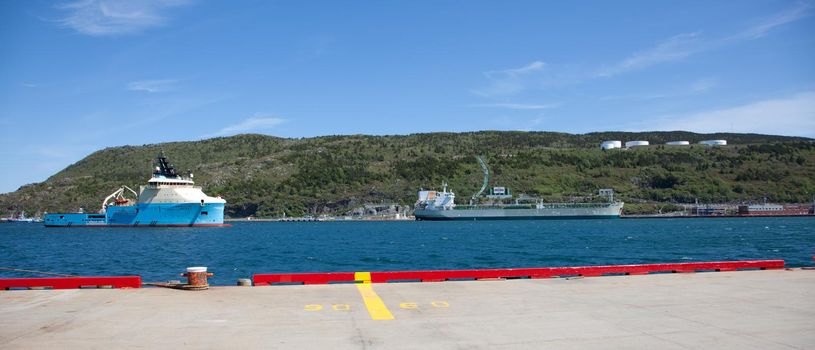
left=154, top=150, right=179, bottom=178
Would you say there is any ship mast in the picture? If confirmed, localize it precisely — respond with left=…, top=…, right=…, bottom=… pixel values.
left=154, top=150, right=179, bottom=178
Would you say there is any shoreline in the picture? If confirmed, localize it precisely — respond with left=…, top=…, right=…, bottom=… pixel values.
left=225, top=214, right=815, bottom=222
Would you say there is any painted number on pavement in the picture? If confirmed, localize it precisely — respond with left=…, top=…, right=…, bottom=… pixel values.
left=304, top=301, right=450, bottom=312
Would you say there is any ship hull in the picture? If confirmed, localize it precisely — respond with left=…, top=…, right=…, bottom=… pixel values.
left=414, top=203, right=623, bottom=221
left=44, top=203, right=226, bottom=227
left=415, top=214, right=621, bottom=221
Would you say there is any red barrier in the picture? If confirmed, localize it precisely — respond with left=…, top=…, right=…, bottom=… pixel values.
left=253, top=260, right=784, bottom=286
left=0, top=276, right=142, bottom=290
left=253, top=272, right=357, bottom=285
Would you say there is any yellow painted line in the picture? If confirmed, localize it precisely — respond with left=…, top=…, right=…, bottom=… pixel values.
left=354, top=272, right=394, bottom=321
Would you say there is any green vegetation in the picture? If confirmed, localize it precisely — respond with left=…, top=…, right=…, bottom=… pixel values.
left=2, top=131, right=814, bottom=217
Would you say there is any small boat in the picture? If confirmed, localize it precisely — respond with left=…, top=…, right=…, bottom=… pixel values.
left=3, top=211, right=36, bottom=223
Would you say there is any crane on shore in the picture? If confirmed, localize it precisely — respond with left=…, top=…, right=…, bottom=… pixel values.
left=470, top=155, right=490, bottom=205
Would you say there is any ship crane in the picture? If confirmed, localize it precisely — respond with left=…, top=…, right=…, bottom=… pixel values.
left=470, top=155, right=490, bottom=205
left=100, top=186, right=138, bottom=213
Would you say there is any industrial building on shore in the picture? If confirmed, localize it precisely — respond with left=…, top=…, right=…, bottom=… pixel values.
left=600, top=138, right=728, bottom=150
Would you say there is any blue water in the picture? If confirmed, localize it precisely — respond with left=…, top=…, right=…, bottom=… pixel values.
left=1, top=218, right=814, bottom=285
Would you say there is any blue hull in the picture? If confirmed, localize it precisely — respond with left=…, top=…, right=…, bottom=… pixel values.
left=44, top=203, right=226, bottom=227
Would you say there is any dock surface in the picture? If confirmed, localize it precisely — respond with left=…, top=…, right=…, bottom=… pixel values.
left=2, top=269, right=814, bottom=349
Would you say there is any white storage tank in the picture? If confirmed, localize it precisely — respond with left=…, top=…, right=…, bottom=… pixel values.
left=665, top=141, right=690, bottom=146
left=699, top=139, right=727, bottom=146
left=625, top=140, right=649, bottom=148
left=600, top=140, right=622, bottom=150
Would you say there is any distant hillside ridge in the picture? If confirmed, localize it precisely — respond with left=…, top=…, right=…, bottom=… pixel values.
left=1, top=131, right=813, bottom=217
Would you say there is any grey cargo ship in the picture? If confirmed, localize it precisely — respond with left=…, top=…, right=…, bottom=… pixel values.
left=413, top=184, right=623, bottom=220
left=413, top=156, right=623, bottom=220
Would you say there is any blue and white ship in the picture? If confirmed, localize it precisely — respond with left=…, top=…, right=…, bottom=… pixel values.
left=44, top=152, right=227, bottom=227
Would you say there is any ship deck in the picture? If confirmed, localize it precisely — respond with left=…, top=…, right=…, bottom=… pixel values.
left=2, top=269, right=813, bottom=349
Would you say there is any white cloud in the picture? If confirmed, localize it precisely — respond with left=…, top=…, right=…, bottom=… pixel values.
left=734, top=2, right=812, bottom=40
left=636, top=91, right=815, bottom=137
left=472, top=33, right=704, bottom=96
left=127, top=79, right=178, bottom=92
left=597, top=4, right=810, bottom=78
left=473, top=3, right=810, bottom=98
left=597, top=32, right=701, bottom=78
left=497, top=61, right=546, bottom=75
left=56, top=0, right=191, bottom=36
left=483, top=115, right=550, bottom=132
left=474, top=102, right=560, bottom=110
left=601, top=78, right=718, bottom=101
left=526, top=116, right=547, bottom=130
left=472, top=61, right=546, bottom=97
left=208, top=115, right=286, bottom=137
left=690, top=78, right=718, bottom=93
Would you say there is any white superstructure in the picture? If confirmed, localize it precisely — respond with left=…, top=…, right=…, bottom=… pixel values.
left=416, top=183, right=456, bottom=211
left=137, top=175, right=226, bottom=205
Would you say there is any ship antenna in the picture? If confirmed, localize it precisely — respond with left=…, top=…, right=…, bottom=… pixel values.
left=154, top=149, right=178, bottom=177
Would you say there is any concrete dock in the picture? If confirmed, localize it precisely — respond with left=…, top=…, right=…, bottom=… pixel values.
left=1, top=269, right=813, bottom=349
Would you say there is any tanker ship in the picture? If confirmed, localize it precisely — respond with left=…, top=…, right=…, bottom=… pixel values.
left=413, top=156, right=623, bottom=221
left=44, top=152, right=227, bottom=227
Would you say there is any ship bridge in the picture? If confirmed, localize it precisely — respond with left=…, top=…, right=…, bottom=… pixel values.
left=147, top=176, right=195, bottom=187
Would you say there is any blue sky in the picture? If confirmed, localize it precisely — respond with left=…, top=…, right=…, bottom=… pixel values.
left=1, top=0, right=814, bottom=193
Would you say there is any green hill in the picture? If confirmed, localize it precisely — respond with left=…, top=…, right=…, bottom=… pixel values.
left=2, top=131, right=814, bottom=217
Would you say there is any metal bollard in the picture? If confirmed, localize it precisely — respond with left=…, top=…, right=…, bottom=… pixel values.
left=181, top=267, right=213, bottom=290
left=237, top=278, right=252, bottom=286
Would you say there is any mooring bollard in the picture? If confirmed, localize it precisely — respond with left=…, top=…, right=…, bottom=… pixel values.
left=181, top=267, right=213, bottom=290
left=237, top=278, right=252, bottom=286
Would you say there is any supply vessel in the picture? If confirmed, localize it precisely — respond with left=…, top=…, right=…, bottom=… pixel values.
left=413, top=156, right=623, bottom=220
left=44, top=152, right=227, bottom=227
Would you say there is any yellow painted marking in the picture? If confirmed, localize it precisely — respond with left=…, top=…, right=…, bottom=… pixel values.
left=304, top=304, right=323, bottom=311
left=354, top=271, right=394, bottom=320
left=356, top=284, right=394, bottom=320
left=399, top=302, right=419, bottom=309
left=332, top=304, right=350, bottom=311
left=431, top=301, right=450, bottom=308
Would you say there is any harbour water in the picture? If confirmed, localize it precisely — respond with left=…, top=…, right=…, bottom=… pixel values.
left=1, top=217, right=813, bottom=285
